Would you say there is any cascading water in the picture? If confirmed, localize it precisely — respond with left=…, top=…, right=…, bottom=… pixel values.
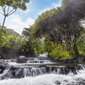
left=0, top=54, right=85, bottom=85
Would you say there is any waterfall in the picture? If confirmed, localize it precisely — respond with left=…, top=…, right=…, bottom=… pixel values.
left=0, top=71, right=85, bottom=85
left=0, top=64, right=84, bottom=80
left=0, top=54, right=85, bottom=85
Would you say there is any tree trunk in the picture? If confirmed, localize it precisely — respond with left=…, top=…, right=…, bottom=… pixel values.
left=48, top=51, right=49, bottom=57
left=65, top=38, right=70, bottom=51
left=1, top=16, right=6, bottom=31
left=73, top=44, right=79, bottom=63
left=73, top=44, right=79, bottom=56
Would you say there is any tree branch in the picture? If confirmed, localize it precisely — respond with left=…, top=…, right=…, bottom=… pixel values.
left=0, top=12, right=4, bottom=15
left=2, top=7, right=4, bottom=14
left=3, top=6, right=6, bottom=15
left=76, top=9, right=85, bottom=15
left=7, top=6, right=9, bottom=14
left=8, top=9, right=17, bottom=16
left=4, top=5, right=7, bottom=9
left=8, top=9, right=15, bottom=15
left=75, top=37, right=85, bottom=45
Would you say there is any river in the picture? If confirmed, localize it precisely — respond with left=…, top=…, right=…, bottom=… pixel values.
left=0, top=54, right=85, bottom=85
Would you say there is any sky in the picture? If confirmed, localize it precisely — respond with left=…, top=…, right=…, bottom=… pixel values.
left=0, top=0, right=62, bottom=35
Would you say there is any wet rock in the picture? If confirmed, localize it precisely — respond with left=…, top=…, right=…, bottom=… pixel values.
left=55, top=81, right=61, bottom=85
left=64, top=80, right=68, bottom=82
left=0, top=64, right=84, bottom=80
left=0, top=66, right=6, bottom=74
left=77, top=55, right=84, bottom=62
left=17, top=56, right=28, bottom=63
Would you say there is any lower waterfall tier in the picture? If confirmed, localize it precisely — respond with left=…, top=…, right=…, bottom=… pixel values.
left=0, top=64, right=84, bottom=80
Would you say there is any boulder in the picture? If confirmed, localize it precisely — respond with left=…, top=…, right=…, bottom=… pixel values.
left=77, top=55, right=84, bottom=62
left=17, top=56, right=28, bottom=63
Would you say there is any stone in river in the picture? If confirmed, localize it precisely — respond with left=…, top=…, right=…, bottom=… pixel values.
left=17, top=56, right=28, bottom=63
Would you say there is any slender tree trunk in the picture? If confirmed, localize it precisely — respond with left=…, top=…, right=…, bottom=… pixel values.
left=48, top=51, right=49, bottom=57
left=1, top=16, right=6, bottom=31
left=73, top=44, right=79, bottom=63
left=65, top=38, right=69, bottom=51
left=65, top=37, right=72, bottom=51
left=73, top=44, right=79, bottom=56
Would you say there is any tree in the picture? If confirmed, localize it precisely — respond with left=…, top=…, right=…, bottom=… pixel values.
left=31, top=8, right=62, bottom=45
left=0, top=0, right=30, bottom=31
left=22, top=26, right=32, bottom=40
left=44, top=35, right=54, bottom=57
left=32, top=0, right=85, bottom=58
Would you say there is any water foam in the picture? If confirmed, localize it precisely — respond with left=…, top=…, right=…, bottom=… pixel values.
left=0, top=69, right=85, bottom=85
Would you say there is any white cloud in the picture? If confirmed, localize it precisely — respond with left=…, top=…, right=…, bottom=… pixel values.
left=52, top=2, right=61, bottom=8
left=18, top=9, right=34, bottom=15
left=5, top=15, right=35, bottom=35
left=26, top=18, right=35, bottom=25
left=0, top=7, right=35, bottom=35
left=38, top=1, right=62, bottom=15
left=38, top=8, right=52, bottom=15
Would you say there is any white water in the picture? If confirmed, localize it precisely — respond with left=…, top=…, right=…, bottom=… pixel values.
left=0, top=69, right=85, bottom=85
left=38, top=53, right=47, bottom=57
left=0, top=54, right=85, bottom=85
left=7, top=57, right=54, bottom=66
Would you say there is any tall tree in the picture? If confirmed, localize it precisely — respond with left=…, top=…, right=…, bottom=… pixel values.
left=32, top=0, right=85, bottom=57
left=22, top=26, right=32, bottom=40
left=0, top=0, right=30, bottom=31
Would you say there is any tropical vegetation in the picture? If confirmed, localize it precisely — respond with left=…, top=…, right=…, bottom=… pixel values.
left=0, top=0, right=85, bottom=61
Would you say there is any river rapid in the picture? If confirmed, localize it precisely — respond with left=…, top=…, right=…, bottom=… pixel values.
left=0, top=70, right=85, bottom=85
left=0, top=54, right=85, bottom=85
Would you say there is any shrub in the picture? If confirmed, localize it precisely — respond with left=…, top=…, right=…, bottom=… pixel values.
left=49, top=44, right=71, bottom=60
left=79, top=51, right=85, bottom=56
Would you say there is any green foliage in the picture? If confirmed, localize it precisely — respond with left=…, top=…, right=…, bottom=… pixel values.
left=44, top=35, right=54, bottom=54
left=0, top=0, right=29, bottom=10
left=22, top=26, right=32, bottom=40
left=4, top=28, right=20, bottom=36
left=22, top=26, right=44, bottom=55
left=0, top=0, right=30, bottom=30
left=50, top=44, right=71, bottom=60
left=0, top=29, right=8, bottom=46
left=79, top=51, right=85, bottom=56
left=31, top=8, right=57, bottom=39
left=1, top=0, right=85, bottom=60
left=61, top=0, right=68, bottom=9
left=31, top=39, right=44, bottom=54
left=31, top=0, right=85, bottom=58
left=0, top=27, right=26, bottom=58
left=77, top=41, right=85, bottom=57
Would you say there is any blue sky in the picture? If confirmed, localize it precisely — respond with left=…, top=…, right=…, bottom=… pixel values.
left=0, top=0, right=62, bottom=34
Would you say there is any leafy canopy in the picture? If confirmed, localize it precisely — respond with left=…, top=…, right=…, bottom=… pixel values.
left=0, top=0, right=30, bottom=30
left=0, top=0, right=29, bottom=11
